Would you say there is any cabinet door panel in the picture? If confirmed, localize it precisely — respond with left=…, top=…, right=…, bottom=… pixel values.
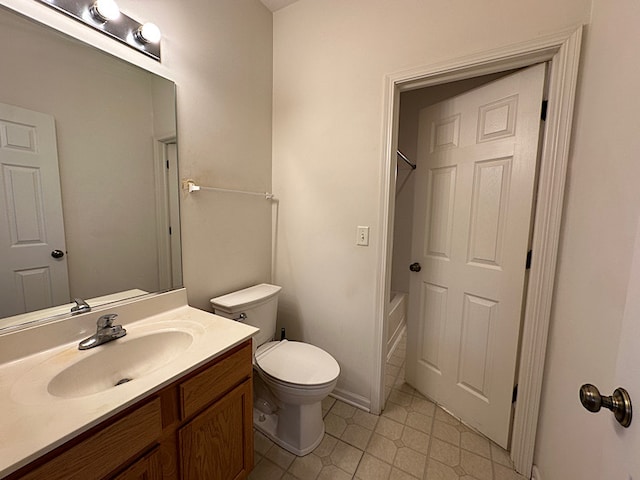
left=179, top=380, right=253, bottom=480
left=111, top=446, right=162, bottom=480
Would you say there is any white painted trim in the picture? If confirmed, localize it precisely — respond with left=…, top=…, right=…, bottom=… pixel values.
left=374, top=26, right=583, bottom=476
left=153, top=139, right=172, bottom=291
left=532, top=465, right=542, bottom=480
left=330, top=387, right=371, bottom=413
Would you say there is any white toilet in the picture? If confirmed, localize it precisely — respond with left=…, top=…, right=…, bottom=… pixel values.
left=210, top=283, right=340, bottom=456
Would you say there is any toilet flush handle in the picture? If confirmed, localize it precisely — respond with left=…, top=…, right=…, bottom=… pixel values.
left=233, top=313, right=247, bottom=322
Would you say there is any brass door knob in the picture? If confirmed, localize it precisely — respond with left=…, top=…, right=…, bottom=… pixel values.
left=579, top=384, right=632, bottom=427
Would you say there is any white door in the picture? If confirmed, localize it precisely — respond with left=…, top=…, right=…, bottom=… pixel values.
left=0, top=103, right=69, bottom=317
left=405, top=64, right=546, bottom=448
left=597, top=215, right=640, bottom=478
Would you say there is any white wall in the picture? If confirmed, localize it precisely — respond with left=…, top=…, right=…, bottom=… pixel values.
left=272, top=0, right=590, bottom=410
left=1, top=0, right=275, bottom=311
left=534, top=0, right=640, bottom=477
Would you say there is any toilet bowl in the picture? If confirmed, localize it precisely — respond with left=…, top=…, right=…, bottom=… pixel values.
left=210, top=284, right=340, bottom=456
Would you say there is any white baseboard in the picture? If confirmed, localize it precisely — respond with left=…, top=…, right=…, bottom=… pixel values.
left=330, top=387, right=371, bottom=412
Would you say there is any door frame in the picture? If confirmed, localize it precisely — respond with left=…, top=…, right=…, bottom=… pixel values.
left=373, top=26, right=583, bottom=475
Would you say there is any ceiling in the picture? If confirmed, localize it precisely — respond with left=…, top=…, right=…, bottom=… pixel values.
left=260, top=0, right=300, bottom=12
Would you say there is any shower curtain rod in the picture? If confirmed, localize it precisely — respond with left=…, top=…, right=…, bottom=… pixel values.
left=397, top=150, right=416, bottom=170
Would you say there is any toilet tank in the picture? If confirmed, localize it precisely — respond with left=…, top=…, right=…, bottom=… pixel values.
left=210, top=283, right=282, bottom=348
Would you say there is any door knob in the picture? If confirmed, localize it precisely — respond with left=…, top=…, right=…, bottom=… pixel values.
left=579, top=384, right=632, bottom=427
left=51, top=249, right=65, bottom=259
left=409, top=262, right=422, bottom=272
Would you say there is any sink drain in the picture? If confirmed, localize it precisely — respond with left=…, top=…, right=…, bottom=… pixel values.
left=115, top=378, right=132, bottom=386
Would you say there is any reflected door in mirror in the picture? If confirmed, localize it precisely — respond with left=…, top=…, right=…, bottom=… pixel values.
left=0, top=103, right=70, bottom=317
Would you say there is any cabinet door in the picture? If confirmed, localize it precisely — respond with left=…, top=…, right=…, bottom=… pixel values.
left=111, top=446, right=162, bottom=480
left=179, top=380, right=253, bottom=480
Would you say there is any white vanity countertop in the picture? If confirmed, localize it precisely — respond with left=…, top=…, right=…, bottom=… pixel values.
left=0, top=289, right=258, bottom=478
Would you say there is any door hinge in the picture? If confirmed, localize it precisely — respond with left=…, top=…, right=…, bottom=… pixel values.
left=541, top=100, right=548, bottom=121
left=512, top=384, right=518, bottom=403
left=166, top=160, right=170, bottom=169
left=526, top=250, right=532, bottom=270
left=169, top=226, right=172, bottom=235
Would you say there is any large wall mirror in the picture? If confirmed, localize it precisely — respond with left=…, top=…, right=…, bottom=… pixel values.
left=0, top=5, right=181, bottom=330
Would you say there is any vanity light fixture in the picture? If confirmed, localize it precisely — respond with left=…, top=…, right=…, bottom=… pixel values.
left=135, top=22, right=161, bottom=44
left=35, top=0, right=162, bottom=61
left=89, top=0, right=120, bottom=22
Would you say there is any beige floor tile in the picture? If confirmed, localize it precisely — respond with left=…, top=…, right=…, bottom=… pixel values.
left=432, top=420, right=460, bottom=446
left=314, top=434, right=339, bottom=458
left=265, top=444, right=296, bottom=471
left=393, top=446, right=427, bottom=478
left=425, top=458, right=460, bottom=480
left=255, top=430, right=275, bottom=455
left=355, top=453, right=392, bottom=480
left=382, top=402, right=409, bottom=424
left=353, top=409, right=379, bottom=430
left=389, top=389, right=413, bottom=407
left=341, top=423, right=374, bottom=450
left=459, top=450, right=492, bottom=480
left=325, top=412, right=348, bottom=437
left=406, top=411, right=432, bottom=434
left=460, top=431, right=490, bottom=458
left=317, top=464, right=353, bottom=480
left=331, top=400, right=357, bottom=419
left=429, top=438, right=460, bottom=468
left=493, top=463, right=529, bottom=480
left=389, top=354, right=405, bottom=367
left=330, top=439, right=363, bottom=475
left=376, top=416, right=405, bottom=440
left=322, top=396, right=337, bottom=417
left=435, top=408, right=460, bottom=426
left=401, top=426, right=430, bottom=455
left=367, top=433, right=398, bottom=464
left=395, top=383, right=418, bottom=396
left=249, top=458, right=285, bottom=480
left=281, top=474, right=297, bottom=480
left=390, top=467, right=420, bottom=480
left=387, top=364, right=401, bottom=377
left=409, top=396, right=436, bottom=417
left=490, top=442, right=513, bottom=467
left=288, top=453, right=323, bottom=480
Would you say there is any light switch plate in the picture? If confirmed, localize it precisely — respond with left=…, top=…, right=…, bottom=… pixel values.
left=357, top=226, right=369, bottom=246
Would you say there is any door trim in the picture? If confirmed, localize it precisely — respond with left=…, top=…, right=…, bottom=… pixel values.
left=373, top=26, right=583, bottom=475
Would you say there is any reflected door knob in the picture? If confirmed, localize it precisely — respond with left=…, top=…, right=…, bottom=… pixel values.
left=51, top=249, right=65, bottom=259
left=579, top=384, right=632, bottom=427
left=409, top=262, right=422, bottom=272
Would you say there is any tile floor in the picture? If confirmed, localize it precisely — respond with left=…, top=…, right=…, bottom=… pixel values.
left=249, top=333, right=527, bottom=480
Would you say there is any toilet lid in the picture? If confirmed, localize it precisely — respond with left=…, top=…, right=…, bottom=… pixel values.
left=255, top=340, right=340, bottom=386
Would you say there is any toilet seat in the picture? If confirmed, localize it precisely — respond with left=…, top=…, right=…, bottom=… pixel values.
left=255, top=340, right=340, bottom=387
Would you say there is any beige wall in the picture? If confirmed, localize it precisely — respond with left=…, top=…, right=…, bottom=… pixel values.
left=272, top=0, right=591, bottom=411
left=535, top=0, right=640, bottom=477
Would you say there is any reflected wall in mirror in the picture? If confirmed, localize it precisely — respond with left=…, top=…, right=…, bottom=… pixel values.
left=0, top=5, right=181, bottom=330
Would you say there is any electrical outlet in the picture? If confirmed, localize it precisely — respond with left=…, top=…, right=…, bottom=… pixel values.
left=357, top=226, right=369, bottom=246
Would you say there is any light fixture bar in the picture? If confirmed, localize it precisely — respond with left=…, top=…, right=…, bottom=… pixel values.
left=35, top=0, right=161, bottom=61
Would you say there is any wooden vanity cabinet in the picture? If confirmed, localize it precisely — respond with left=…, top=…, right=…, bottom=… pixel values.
left=6, top=340, right=253, bottom=480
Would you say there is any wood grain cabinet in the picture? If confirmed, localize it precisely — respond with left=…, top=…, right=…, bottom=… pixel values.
left=6, top=340, right=253, bottom=480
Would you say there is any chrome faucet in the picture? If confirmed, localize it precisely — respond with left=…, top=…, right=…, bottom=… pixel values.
left=78, top=314, right=126, bottom=350
left=71, top=298, right=91, bottom=315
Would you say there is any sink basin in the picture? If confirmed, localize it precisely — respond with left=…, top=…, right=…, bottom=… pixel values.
left=47, top=330, right=193, bottom=398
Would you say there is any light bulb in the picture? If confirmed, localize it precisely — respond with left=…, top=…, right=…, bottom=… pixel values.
left=135, top=22, right=161, bottom=44
left=91, top=0, right=120, bottom=22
